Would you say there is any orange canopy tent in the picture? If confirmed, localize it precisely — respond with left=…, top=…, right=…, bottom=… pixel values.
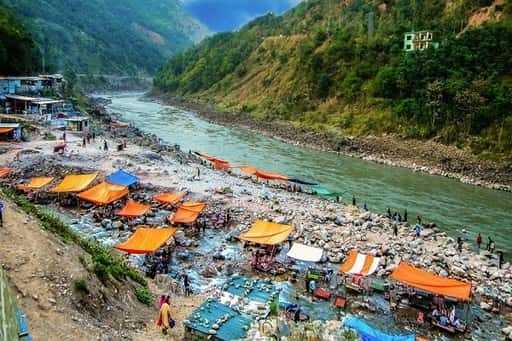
left=255, top=170, right=289, bottom=181
left=0, top=167, right=12, bottom=178
left=240, top=166, right=257, bottom=176
left=115, top=227, right=176, bottom=254
left=239, top=220, right=293, bottom=245
left=153, top=192, right=186, bottom=206
left=391, top=262, right=472, bottom=301
left=169, top=201, right=206, bottom=224
left=0, top=128, right=14, bottom=134
left=77, top=181, right=128, bottom=205
left=51, top=172, right=98, bottom=193
left=17, top=177, right=54, bottom=191
left=116, top=200, right=151, bottom=217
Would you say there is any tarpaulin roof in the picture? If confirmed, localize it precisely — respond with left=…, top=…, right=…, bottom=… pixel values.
left=391, top=262, right=472, bottom=301
left=78, top=181, right=128, bottom=205
left=195, top=151, right=229, bottom=164
left=239, top=220, right=293, bottom=245
left=170, top=201, right=206, bottom=224
left=255, top=170, right=289, bottom=181
left=240, top=166, right=257, bottom=176
left=51, top=173, right=98, bottom=193
left=0, top=168, right=12, bottom=178
left=115, top=227, right=176, bottom=254
left=0, top=128, right=14, bottom=134
left=340, top=250, right=381, bottom=276
left=343, top=315, right=415, bottom=341
left=116, top=200, right=151, bottom=217
left=17, top=177, right=54, bottom=191
left=184, top=298, right=252, bottom=341
left=287, top=243, right=323, bottom=262
left=106, top=169, right=138, bottom=187
left=153, top=192, right=186, bottom=205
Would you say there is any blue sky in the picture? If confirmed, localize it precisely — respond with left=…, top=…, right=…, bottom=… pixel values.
left=182, top=0, right=301, bottom=32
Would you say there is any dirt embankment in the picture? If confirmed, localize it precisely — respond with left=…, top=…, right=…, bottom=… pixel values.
left=0, top=195, right=202, bottom=340
left=158, top=95, right=512, bottom=191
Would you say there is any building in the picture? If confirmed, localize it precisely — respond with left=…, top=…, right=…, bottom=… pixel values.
left=4, top=94, right=64, bottom=118
left=0, top=75, right=64, bottom=96
left=403, top=31, right=439, bottom=52
left=0, top=123, right=22, bottom=141
left=65, top=117, right=89, bottom=132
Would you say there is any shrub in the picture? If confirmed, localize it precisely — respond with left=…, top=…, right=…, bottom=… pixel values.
left=73, top=279, right=89, bottom=294
left=135, top=287, right=152, bottom=306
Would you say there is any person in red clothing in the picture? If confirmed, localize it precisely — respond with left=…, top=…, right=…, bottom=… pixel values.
left=476, top=233, right=482, bottom=250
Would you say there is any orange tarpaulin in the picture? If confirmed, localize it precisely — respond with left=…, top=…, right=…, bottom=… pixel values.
left=78, top=181, right=128, bottom=205
left=117, top=200, right=151, bottom=217
left=213, top=160, right=230, bottom=171
left=240, top=166, right=257, bottom=176
left=255, top=170, right=289, bottom=181
left=391, top=262, right=472, bottom=301
left=17, top=177, right=54, bottom=191
left=169, top=201, right=206, bottom=224
left=0, top=168, right=12, bottom=178
left=154, top=192, right=186, bottom=205
left=51, top=173, right=98, bottom=193
left=0, top=128, right=14, bottom=134
left=239, top=220, right=293, bottom=245
left=115, top=227, right=176, bottom=254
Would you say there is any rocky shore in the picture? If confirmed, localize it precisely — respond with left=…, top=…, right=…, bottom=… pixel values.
left=0, top=96, right=510, bottom=339
left=156, top=94, right=512, bottom=192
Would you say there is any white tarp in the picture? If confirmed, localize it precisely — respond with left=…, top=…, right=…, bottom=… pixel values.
left=287, top=243, right=323, bottom=262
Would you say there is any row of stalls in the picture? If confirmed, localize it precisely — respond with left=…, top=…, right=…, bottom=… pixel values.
left=235, top=218, right=474, bottom=336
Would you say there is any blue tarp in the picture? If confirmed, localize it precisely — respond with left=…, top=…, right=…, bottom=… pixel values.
left=343, top=315, right=415, bottom=341
left=184, top=298, right=252, bottom=340
left=106, top=170, right=138, bottom=187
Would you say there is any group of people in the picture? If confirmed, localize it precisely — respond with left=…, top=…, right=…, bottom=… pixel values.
left=431, top=305, right=465, bottom=331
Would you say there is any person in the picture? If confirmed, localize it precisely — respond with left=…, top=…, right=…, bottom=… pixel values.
left=0, top=200, right=4, bottom=227
left=417, top=311, right=424, bottom=324
left=62, top=132, right=66, bottom=141
left=86, top=133, right=91, bottom=144
left=305, top=276, right=310, bottom=293
left=386, top=208, right=392, bottom=218
left=417, top=215, right=422, bottom=225
left=457, top=237, right=463, bottom=253
left=352, top=196, right=356, bottom=206
left=103, top=140, right=108, bottom=151
left=498, top=251, right=504, bottom=269
left=393, top=223, right=398, bottom=237
left=157, top=295, right=172, bottom=335
left=397, top=213, right=402, bottom=223
left=183, top=274, right=191, bottom=296
left=309, top=279, right=316, bottom=294
left=476, top=233, right=482, bottom=250
left=92, top=132, right=96, bottom=141
left=489, top=240, right=496, bottom=253
left=415, top=223, right=421, bottom=237
left=196, top=167, right=200, bottom=180
left=336, top=195, right=340, bottom=203
left=82, top=137, right=86, bottom=147
left=404, top=209, right=408, bottom=222
left=293, top=306, right=301, bottom=322
left=363, top=202, right=368, bottom=211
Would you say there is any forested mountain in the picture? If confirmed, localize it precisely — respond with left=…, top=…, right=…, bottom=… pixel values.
left=155, top=0, right=512, bottom=159
left=2, top=0, right=209, bottom=75
left=0, top=5, right=40, bottom=75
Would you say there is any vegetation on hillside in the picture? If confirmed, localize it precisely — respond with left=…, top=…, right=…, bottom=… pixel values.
left=2, top=0, right=208, bottom=75
left=155, top=0, right=512, bottom=159
left=0, top=4, right=40, bottom=75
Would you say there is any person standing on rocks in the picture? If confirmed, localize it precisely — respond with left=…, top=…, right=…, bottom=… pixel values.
left=415, top=223, right=421, bottom=237
left=363, top=203, right=368, bottom=211
left=417, top=215, right=422, bottom=225
left=387, top=208, right=392, bottom=218
left=352, top=196, right=356, bottom=206
left=183, top=274, right=191, bottom=296
left=476, top=233, right=482, bottom=251
left=457, top=237, right=463, bottom=253
left=82, top=137, right=86, bottom=147
left=498, top=251, right=504, bottom=269
left=404, top=209, right=408, bottom=222
left=0, top=200, right=4, bottom=227
left=103, top=140, right=108, bottom=151
left=393, top=223, right=398, bottom=237
left=487, top=236, right=493, bottom=251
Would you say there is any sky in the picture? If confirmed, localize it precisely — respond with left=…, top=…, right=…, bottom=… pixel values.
left=182, top=0, right=301, bottom=32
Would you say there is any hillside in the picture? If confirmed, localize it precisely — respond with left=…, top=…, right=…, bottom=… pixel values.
left=0, top=5, right=40, bottom=75
left=2, top=0, right=209, bottom=75
left=155, top=0, right=512, bottom=161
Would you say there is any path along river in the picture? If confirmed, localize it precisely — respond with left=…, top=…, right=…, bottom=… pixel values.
left=105, top=92, right=512, bottom=255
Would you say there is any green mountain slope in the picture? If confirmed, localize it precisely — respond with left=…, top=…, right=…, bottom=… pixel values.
left=155, top=0, right=512, bottom=159
left=3, top=0, right=209, bottom=75
left=0, top=5, right=40, bottom=75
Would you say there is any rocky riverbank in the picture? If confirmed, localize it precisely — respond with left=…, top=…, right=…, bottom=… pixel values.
left=0, top=96, right=510, bottom=339
left=155, top=94, right=512, bottom=192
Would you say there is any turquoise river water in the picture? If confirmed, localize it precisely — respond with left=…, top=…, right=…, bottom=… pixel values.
left=106, top=92, right=512, bottom=255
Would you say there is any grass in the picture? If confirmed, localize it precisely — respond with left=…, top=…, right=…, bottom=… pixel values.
left=73, top=279, right=90, bottom=295
left=134, top=287, right=153, bottom=306
left=0, top=186, right=147, bottom=289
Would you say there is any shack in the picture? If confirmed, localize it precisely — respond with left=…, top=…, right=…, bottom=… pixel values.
left=4, top=94, right=64, bottom=117
left=0, top=123, right=22, bottom=141
left=65, top=117, right=89, bottom=132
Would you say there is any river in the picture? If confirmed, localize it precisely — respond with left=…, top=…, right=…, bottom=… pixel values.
left=105, top=92, right=512, bottom=255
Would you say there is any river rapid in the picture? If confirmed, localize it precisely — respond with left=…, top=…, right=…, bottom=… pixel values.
left=104, top=92, right=512, bottom=255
